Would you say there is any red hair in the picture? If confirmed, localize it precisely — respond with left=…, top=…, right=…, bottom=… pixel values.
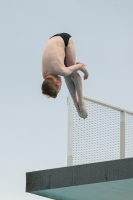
left=41, top=78, right=59, bottom=98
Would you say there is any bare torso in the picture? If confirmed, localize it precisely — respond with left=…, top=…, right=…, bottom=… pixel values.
left=42, top=36, right=66, bottom=79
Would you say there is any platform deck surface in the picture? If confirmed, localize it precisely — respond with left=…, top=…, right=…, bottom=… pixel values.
left=26, top=158, right=133, bottom=200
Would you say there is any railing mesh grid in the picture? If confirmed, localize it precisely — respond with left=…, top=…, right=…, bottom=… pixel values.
left=69, top=97, right=133, bottom=165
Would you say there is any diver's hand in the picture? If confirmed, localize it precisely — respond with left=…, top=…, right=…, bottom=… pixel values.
left=77, top=62, right=89, bottom=80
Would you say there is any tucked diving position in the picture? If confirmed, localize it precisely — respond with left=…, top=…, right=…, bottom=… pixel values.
left=41, top=33, right=89, bottom=119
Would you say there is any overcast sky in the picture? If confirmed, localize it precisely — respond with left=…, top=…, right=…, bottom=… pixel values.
left=0, top=0, right=133, bottom=200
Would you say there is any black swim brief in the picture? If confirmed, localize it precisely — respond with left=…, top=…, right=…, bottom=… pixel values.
left=50, top=33, right=71, bottom=47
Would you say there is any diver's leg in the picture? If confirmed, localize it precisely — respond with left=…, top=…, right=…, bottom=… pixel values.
left=71, top=71, right=88, bottom=119
left=65, top=37, right=88, bottom=119
left=64, top=75, right=81, bottom=116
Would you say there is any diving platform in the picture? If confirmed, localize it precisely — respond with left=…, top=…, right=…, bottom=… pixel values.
left=26, top=158, right=133, bottom=200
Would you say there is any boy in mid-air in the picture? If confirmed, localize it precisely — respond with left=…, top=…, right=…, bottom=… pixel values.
left=41, top=33, right=89, bottom=119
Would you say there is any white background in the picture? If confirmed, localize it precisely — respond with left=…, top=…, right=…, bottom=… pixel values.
left=0, top=0, right=133, bottom=199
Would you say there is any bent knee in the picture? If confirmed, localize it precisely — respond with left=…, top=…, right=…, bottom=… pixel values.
left=71, top=71, right=80, bottom=80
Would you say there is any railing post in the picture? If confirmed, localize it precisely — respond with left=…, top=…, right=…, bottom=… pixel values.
left=67, top=93, right=73, bottom=166
left=120, top=111, right=125, bottom=159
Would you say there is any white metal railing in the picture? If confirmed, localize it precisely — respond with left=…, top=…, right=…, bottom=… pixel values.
left=84, top=96, right=133, bottom=115
left=67, top=93, right=133, bottom=166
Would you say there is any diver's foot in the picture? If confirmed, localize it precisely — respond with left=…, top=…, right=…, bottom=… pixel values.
left=79, top=100, right=88, bottom=119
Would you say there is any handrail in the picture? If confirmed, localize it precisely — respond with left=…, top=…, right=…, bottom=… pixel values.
left=84, top=95, right=133, bottom=116
left=67, top=94, right=133, bottom=166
